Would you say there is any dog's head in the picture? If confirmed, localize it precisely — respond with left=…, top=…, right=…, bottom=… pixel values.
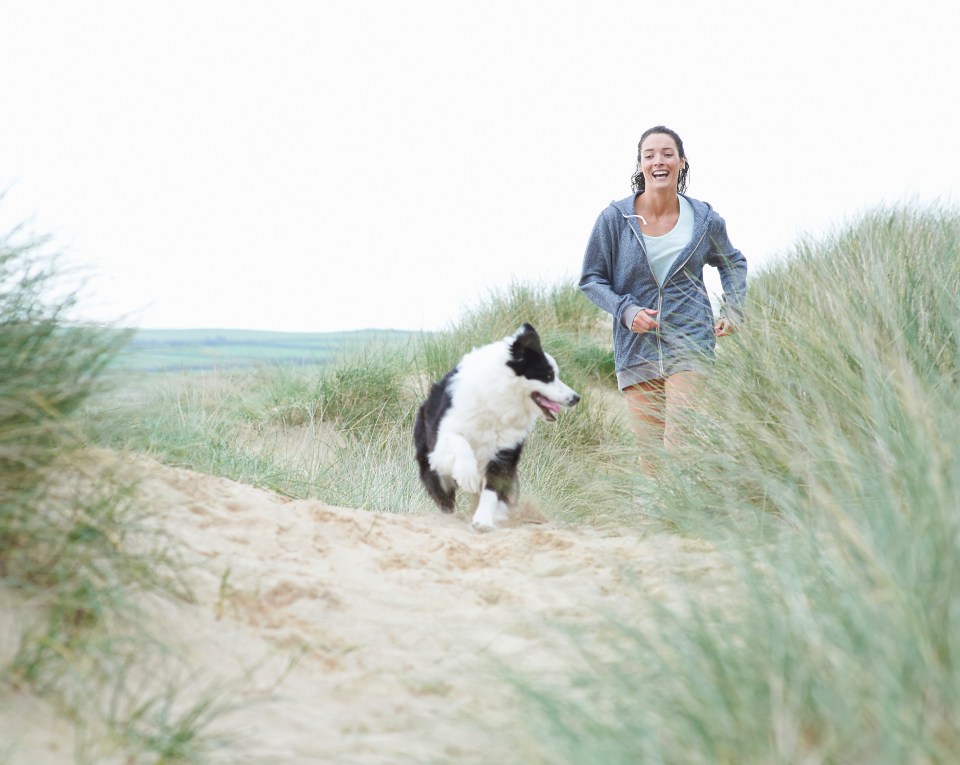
left=506, top=323, right=581, bottom=422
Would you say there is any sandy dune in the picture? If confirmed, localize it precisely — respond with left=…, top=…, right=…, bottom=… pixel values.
left=2, top=456, right=725, bottom=764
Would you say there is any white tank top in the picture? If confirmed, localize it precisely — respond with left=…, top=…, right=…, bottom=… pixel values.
left=644, top=195, right=694, bottom=285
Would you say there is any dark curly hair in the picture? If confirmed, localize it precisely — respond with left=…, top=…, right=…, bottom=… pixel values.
left=630, top=125, right=690, bottom=194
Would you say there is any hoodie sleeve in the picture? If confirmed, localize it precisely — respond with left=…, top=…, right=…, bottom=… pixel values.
left=579, top=207, right=638, bottom=327
left=705, top=214, right=748, bottom=323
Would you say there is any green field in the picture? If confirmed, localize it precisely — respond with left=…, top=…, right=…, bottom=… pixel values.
left=110, top=327, right=421, bottom=371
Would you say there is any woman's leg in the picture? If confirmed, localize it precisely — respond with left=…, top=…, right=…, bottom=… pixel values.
left=623, top=379, right=666, bottom=474
left=624, top=372, right=705, bottom=474
left=663, top=370, right=705, bottom=453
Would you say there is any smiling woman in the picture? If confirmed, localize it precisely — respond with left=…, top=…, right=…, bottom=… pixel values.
left=579, top=124, right=748, bottom=474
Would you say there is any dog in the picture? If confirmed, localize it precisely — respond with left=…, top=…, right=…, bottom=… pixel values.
left=414, top=323, right=580, bottom=531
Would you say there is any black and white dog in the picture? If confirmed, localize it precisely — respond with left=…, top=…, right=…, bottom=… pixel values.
left=414, top=323, right=580, bottom=531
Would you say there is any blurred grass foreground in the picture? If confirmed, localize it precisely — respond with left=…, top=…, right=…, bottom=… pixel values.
left=2, top=199, right=959, bottom=763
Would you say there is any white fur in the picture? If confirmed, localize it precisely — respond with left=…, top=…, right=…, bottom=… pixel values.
left=471, top=489, right=510, bottom=531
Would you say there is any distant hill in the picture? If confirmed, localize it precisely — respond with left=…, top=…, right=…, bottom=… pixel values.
left=111, top=328, right=420, bottom=372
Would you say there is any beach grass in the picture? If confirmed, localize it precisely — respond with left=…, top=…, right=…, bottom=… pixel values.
left=93, top=203, right=960, bottom=764
left=0, top=217, right=254, bottom=763
left=503, top=203, right=960, bottom=763
left=86, top=278, right=635, bottom=521
left=10, top=199, right=960, bottom=762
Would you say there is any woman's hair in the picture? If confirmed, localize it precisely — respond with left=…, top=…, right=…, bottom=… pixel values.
left=631, top=125, right=690, bottom=194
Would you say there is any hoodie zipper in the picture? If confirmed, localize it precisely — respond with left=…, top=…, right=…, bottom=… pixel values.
left=625, top=214, right=708, bottom=377
left=656, top=227, right=708, bottom=375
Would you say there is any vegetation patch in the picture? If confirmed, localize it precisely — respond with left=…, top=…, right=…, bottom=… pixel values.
left=7, top=201, right=959, bottom=763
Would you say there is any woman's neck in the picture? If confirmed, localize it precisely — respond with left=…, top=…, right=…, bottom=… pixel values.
left=636, top=188, right=679, bottom=218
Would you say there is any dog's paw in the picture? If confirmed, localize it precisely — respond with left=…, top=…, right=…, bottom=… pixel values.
left=470, top=519, right=496, bottom=533
left=453, top=466, right=482, bottom=495
left=470, top=490, right=499, bottom=531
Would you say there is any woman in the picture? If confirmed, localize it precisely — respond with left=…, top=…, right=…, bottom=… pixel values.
left=579, top=125, right=747, bottom=471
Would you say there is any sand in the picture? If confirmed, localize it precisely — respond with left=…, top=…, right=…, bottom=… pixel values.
left=1, top=454, right=726, bottom=764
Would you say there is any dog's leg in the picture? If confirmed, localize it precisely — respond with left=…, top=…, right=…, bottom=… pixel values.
left=471, top=488, right=500, bottom=532
left=430, top=434, right=482, bottom=495
left=471, top=445, right=523, bottom=531
left=490, top=445, right=522, bottom=521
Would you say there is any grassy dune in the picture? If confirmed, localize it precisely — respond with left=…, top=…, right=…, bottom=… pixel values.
left=512, top=204, right=960, bottom=764
left=87, top=278, right=633, bottom=520
left=0, top=222, right=247, bottom=763
left=4, top=200, right=959, bottom=763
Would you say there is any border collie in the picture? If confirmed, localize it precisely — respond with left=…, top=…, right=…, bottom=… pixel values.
left=414, top=323, right=580, bottom=531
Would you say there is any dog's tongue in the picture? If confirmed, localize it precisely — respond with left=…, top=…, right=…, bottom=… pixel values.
left=538, top=395, right=561, bottom=413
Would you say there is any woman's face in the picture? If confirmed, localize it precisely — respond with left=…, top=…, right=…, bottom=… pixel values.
left=638, top=133, right=685, bottom=191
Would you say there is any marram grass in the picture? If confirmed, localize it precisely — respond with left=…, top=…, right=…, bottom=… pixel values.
left=0, top=213, right=257, bottom=763
left=87, top=279, right=631, bottom=520
left=505, top=203, right=960, bottom=764
left=75, top=201, right=960, bottom=763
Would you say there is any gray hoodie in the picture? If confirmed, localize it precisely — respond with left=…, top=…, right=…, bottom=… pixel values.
left=579, top=193, right=747, bottom=388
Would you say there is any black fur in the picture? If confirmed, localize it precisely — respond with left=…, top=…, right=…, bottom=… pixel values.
left=507, top=323, right=556, bottom=382
left=413, top=369, right=456, bottom=512
left=485, top=445, right=524, bottom=505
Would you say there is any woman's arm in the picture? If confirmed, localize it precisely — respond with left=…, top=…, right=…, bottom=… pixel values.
left=579, top=210, right=638, bottom=327
left=706, top=215, right=747, bottom=324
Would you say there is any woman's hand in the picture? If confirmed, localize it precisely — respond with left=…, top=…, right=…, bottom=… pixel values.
left=713, top=317, right=736, bottom=337
left=631, top=307, right=659, bottom=333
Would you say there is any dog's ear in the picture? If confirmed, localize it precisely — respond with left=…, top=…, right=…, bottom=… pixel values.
left=511, top=323, right=542, bottom=357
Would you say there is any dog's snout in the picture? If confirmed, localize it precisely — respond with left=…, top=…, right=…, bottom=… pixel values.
left=570, top=392, right=581, bottom=406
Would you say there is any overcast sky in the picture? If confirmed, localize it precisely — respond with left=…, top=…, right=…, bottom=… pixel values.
left=2, top=0, right=957, bottom=333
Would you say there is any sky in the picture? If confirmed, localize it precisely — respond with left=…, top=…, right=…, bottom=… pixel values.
left=2, top=0, right=958, bottom=333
